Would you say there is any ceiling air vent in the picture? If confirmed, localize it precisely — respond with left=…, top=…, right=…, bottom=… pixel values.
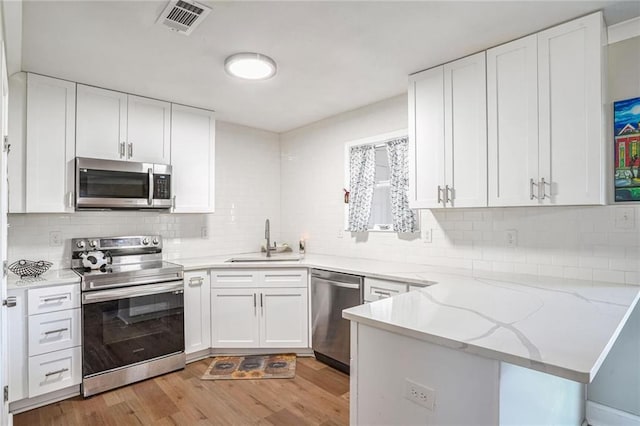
left=157, top=0, right=211, bottom=36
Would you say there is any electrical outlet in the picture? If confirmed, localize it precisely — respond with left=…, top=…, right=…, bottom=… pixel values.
left=404, top=379, right=435, bottom=410
left=49, top=231, right=62, bottom=247
left=505, top=229, right=518, bottom=248
left=422, top=228, right=432, bottom=243
left=201, top=227, right=208, bottom=239
left=615, top=208, right=635, bottom=230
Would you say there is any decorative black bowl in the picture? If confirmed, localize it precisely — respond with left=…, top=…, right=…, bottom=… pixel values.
left=8, top=260, right=53, bottom=278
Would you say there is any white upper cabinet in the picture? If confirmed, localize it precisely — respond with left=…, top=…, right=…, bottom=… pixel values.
left=409, top=52, right=487, bottom=208
left=487, top=35, right=539, bottom=207
left=537, top=12, right=605, bottom=205
left=171, top=104, right=215, bottom=213
left=487, top=12, right=605, bottom=206
left=445, top=52, right=487, bottom=208
left=76, top=85, right=170, bottom=164
left=409, top=66, right=445, bottom=209
left=76, top=85, right=127, bottom=161
left=25, top=74, right=76, bottom=213
left=127, top=95, right=171, bottom=164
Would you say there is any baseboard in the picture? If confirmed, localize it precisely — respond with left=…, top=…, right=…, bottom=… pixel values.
left=9, top=385, right=80, bottom=414
left=210, top=348, right=314, bottom=357
left=186, top=348, right=212, bottom=363
left=587, top=400, right=640, bottom=426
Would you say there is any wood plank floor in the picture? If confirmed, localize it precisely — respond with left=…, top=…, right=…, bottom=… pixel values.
left=13, top=357, right=349, bottom=426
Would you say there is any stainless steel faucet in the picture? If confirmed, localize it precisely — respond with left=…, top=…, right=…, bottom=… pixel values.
left=265, top=219, right=273, bottom=257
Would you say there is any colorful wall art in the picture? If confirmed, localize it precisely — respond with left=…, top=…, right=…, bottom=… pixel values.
left=614, top=97, right=640, bottom=202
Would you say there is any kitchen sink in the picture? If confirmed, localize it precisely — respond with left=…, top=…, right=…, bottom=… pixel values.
left=225, top=255, right=301, bottom=263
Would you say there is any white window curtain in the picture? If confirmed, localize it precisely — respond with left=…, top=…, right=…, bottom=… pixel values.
left=348, top=144, right=376, bottom=232
left=386, top=137, right=417, bottom=233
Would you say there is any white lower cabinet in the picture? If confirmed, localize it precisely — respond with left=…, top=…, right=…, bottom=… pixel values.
left=7, top=284, right=82, bottom=404
left=184, top=270, right=211, bottom=355
left=211, top=269, right=309, bottom=349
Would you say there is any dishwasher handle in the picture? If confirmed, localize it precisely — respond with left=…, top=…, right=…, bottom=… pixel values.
left=312, top=277, right=360, bottom=290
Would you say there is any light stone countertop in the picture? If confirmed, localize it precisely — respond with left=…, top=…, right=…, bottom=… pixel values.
left=344, top=272, right=640, bottom=384
left=7, top=268, right=80, bottom=290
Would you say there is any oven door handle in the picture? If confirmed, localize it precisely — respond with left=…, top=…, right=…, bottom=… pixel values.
left=82, top=281, right=184, bottom=304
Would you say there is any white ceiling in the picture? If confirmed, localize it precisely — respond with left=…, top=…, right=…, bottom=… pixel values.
left=21, top=1, right=640, bottom=133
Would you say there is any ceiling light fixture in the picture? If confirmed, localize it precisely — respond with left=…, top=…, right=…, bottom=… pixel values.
left=224, top=52, right=277, bottom=80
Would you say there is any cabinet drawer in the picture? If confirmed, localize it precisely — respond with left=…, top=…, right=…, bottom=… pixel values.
left=28, top=308, right=81, bottom=356
left=364, top=278, right=408, bottom=302
left=28, top=346, right=81, bottom=397
left=211, top=270, right=259, bottom=288
left=28, top=284, right=80, bottom=314
left=261, top=269, right=308, bottom=288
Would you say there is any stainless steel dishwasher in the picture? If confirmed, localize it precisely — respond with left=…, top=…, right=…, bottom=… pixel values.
left=311, top=269, right=363, bottom=374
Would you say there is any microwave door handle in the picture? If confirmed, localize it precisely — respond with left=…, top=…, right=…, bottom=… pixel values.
left=148, top=168, right=154, bottom=206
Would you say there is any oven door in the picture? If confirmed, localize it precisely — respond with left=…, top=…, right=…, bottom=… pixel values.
left=81, top=281, right=184, bottom=378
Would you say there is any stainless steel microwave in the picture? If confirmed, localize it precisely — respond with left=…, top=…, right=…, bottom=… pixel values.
left=76, top=157, right=172, bottom=210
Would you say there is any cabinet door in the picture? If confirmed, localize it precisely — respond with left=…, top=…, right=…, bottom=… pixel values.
left=538, top=12, right=605, bottom=205
left=184, top=270, right=211, bottom=355
left=7, top=289, right=26, bottom=402
left=127, top=95, right=171, bottom=164
left=171, top=104, right=215, bottom=213
left=211, top=288, right=259, bottom=348
left=25, top=74, right=76, bottom=212
left=487, top=35, right=540, bottom=207
left=408, top=66, right=446, bottom=208
left=76, top=85, right=127, bottom=161
left=259, top=287, right=308, bottom=348
left=444, top=52, right=487, bottom=208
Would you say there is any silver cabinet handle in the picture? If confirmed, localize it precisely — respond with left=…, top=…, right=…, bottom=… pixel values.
left=373, top=290, right=391, bottom=298
left=172, top=195, right=176, bottom=210
left=43, top=296, right=67, bottom=303
left=188, top=277, right=204, bottom=286
left=444, top=185, right=451, bottom=204
left=120, top=142, right=125, bottom=158
left=67, top=191, right=74, bottom=208
left=45, top=368, right=69, bottom=377
left=44, top=328, right=68, bottom=335
left=529, top=178, right=538, bottom=200
left=540, top=177, right=550, bottom=199
left=260, top=293, right=264, bottom=315
left=147, top=168, right=154, bottom=206
left=128, top=142, right=133, bottom=159
left=437, top=185, right=442, bottom=204
left=2, top=296, right=16, bottom=308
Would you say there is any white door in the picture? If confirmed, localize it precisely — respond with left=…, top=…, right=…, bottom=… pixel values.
left=25, top=74, right=76, bottom=213
left=487, top=35, right=540, bottom=207
left=210, top=288, right=259, bottom=348
left=538, top=12, right=604, bottom=205
left=184, top=270, right=211, bottom=355
left=127, top=95, right=170, bottom=164
left=76, top=85, right=127, bottom=161
left=259, top=287, right=308, bottom=348
left=444, top=52, right=487, bottom=208
left=171, top=104, right=215, bottom=213
left=408, top=65, right=446, bottom=208
left=0, top=42, right=10, bottom=425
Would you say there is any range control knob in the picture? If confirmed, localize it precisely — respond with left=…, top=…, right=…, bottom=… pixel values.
left=152, top=238, right=159, bottom=245
left=89, top=240, right=98, bottom=248
left=76, top=240, right=86, bottom=249
left=142, top=237, right=150, bottom=245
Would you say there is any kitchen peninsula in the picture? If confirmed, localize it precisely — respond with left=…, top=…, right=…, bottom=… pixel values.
left=344, top=273, right=640, bottom=425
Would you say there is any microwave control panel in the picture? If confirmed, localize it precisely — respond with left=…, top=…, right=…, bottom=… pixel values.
left=154, top=175, right=171, bottom=199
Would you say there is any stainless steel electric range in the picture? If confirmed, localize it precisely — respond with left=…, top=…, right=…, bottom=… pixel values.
left=71, top=235, right=185, bottom=397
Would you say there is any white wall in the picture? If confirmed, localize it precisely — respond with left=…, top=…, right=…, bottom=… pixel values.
left=280, top=99, right=640, bottom=284
left=588, top=34, right=640, bottom=418
left=7, top=120, right=281, bottom=268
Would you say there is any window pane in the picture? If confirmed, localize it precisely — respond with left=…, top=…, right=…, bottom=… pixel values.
left=368, top=185, right=392, bottom=229
left=374, top=146, right=390, bottom=182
